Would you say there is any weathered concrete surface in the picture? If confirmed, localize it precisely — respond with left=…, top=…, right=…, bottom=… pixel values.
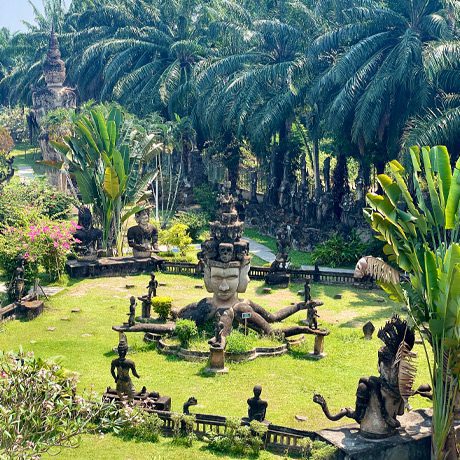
left=317, top=409, right=433, bottom=460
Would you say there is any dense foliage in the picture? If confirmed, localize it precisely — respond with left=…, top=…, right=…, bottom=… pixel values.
left=3, top=0, right=460, bottom=206
left=365, top=145, right=460, bottom=459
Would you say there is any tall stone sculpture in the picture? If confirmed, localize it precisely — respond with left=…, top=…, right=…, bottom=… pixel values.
left=31, top=26, right=76, bottom=190
left=115, top=193, right=328, bottom=345
left=313, top=315, right=420, bottom=438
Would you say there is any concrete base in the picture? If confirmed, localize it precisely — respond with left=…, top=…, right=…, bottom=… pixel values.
left=204, top=366, right=229, bottom=374
left=66, top=255, right=164, bottom=278
left=307, top=352, right=327, bottom=360
left=317, top=409, right=433, bottom=460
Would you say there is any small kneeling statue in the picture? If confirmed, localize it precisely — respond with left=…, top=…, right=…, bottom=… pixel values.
left=247, top=385, right=268, bottom=422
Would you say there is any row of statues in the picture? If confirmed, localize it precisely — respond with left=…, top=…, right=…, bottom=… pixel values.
left=111, top=316, right=429, bottom=439
left=110, top=333, right=268, bottom=422
left=73, top=206, right=158, bottom=260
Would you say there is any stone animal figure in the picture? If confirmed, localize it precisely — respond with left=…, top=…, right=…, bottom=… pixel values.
left=313, top=315, right=418, bottom=438
left=183, top=396, right=198, bottom=415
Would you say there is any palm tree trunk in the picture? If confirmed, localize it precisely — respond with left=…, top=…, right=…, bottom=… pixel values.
left=312, top=134, right=322, bottom=200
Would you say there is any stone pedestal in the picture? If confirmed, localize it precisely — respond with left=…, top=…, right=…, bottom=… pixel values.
left=141, top=298, right=151, bottom=318
left=308, top=335, right=326, bottom=359
left=317, top=409, right=435, bottom=460
left=205, top=346, right=228, bottom=374
left=265, top=271, right=290, bottom=287
left=19, top=300, right=45, bottom=320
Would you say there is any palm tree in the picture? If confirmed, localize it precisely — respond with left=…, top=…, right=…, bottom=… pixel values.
left=310, top=0, right=454, bottom=173
left=68, top=0, right=209, bottom=117
left=194, top=0, right=322, bottom=202
left=403, top=40, right=460, bottom=151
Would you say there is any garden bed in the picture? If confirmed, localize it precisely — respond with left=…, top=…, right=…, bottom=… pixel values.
left=151, top=336, right=306, bottom=363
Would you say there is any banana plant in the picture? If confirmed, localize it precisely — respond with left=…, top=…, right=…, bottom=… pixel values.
left=52, top=106, right=161, bottom=254
left=364, top=145, right=459, bottom=460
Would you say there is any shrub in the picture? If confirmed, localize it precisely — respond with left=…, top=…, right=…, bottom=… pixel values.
left=205, top=416, right=267, bottom=456
left=0, top=178, right=76, bottom=226
left=226, top=330, right=258, bottom=353
left=193, top=184, right=218, bottom=216
left=117, top=407, right=163, bottom=443
left=0, top=220, right=77, bottom=284
left=311, top=232, right=366, bottom=268
left=172, top=210, right=208, bottom=241
left=159, top=223, right=192, bottom=255
left=171, top=413, right=196, bottom=447
left=0, top=350, right=120, bottom=459
left=175, top=319, right=198, bottom=348
left=152, top=296, right=173, bottom=321
left=0, top=106, right=28, bottom=142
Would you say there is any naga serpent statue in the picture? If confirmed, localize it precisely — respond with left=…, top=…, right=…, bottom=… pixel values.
left=114, top=193, right=328, bottom=346
left=313, top=315, right=430, bottom=438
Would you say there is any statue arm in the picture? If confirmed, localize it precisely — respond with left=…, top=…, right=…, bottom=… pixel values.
left=110, top=361, right=117, bottom=382
left=131, top=362, right=140, bottom=379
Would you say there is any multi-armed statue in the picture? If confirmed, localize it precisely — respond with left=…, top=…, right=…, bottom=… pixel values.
left=114, top=192, right=328, bottom=344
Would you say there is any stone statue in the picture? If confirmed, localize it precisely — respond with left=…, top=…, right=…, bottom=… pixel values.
left=208, top=312, right=227, bottom=349
left=247, top=385, right=268, bottom=422
left=304, top=280, right=311, bottom=303
left=9, top=258, right=26, bottom=303
left=111, top=333, right=140, bottom=403
left=306, top=303, right=320, bottom=330
left=147, top=272, right=158, bottom=299
left=73, top=206, right=103, bottom=260
left=313, top=315, right=419, bottom=438
left=32, top=26, right=76, bottom=191
left=115, top=193, right=329, bottom=343
left=363, top=321, right=375, bottom=340
left=183, top=396, right=198, bottom=415
left=127, top=296, right=136, bottom=327
left=127, top=208, right=159, bottom=258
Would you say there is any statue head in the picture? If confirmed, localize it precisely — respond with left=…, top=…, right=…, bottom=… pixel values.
left=117, top=333, right=129, bottom=359
left=78, top=206, right=92, bottom=229
left=135, top=209, right=150, bottom=228
left=253, top=385, right=262, bottom=398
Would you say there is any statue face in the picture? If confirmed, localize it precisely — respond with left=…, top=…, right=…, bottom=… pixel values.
left=209, top=266, right=240, bottom=301
left=135, top=210, right=150, bottom=227
left=219, top=243, right=234, bottom=263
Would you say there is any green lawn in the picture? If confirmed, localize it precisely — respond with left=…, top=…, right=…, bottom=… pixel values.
left=0, top=273, right=432, bottom=459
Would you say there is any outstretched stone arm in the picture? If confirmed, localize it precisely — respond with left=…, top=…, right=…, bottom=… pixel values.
left=248, top=299, right=323, bottom=323
left=313, top=394, right=358, bottom=422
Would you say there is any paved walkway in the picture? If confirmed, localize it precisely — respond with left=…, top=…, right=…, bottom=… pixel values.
left=246, top=237, right=276, bottom=264
left=0, top=282, right=64, bottom=297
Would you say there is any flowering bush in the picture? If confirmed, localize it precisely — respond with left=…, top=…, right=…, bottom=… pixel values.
left=0, top=220, right=78, bottom=284
left=0, top=350, right=121, bottom=459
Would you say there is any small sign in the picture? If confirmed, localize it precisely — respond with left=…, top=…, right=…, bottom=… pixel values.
left=242, top=312, right=252, bottom=319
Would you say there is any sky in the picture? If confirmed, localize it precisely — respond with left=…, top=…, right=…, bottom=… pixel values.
left=0, top=0, right=43, bottom=32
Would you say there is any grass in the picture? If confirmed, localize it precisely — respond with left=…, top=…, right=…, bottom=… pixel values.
left=249, top=254, right=270, bottom=266
left=10, top=143, right=45, bottom=179
left=0, top=273, right=432, bottom=459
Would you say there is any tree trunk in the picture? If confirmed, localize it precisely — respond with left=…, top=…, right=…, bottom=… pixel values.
left=312, top=134, right=322, bottom=200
